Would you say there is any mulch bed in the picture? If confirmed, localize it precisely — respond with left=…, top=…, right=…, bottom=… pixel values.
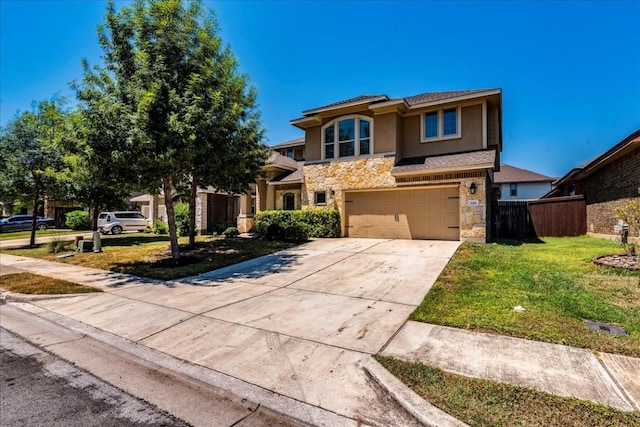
left=593, top=254, right=640, bottom=270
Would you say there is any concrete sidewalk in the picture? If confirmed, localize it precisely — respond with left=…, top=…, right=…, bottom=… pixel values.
left=1, top=239, right=639, bottom=425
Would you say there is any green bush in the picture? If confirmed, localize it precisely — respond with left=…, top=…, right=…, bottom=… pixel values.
left=153, top=220, right=169, bottom=235
left=65, top=210, right=90, bottom=230
left=254, top=209, right=339, bottom=241
left=222, top=227, right=240, bottom=238
left=174, top=202, right=191, bottom=236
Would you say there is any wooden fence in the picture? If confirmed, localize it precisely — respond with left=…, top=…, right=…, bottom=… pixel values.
left=527, top=195, right=586, bottom=237
left=491, top=195, right=586, bottom=240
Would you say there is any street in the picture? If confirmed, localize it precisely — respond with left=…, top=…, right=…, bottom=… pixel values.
left=0, top=328, right=188, bottom=427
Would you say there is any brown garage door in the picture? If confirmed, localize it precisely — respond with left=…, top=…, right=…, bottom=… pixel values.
left=345, top=187, right=460, bottom=240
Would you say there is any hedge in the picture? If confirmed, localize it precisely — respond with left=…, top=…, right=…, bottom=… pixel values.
left=254, top=209, right=340, bottom=241
left=65, top=210, right=90, bottom=230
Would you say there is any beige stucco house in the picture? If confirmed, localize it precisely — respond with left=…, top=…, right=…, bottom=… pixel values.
left=248, top=88, right=503, bottom=242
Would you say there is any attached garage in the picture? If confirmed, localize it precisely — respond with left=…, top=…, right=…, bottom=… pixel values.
left=345, top=187, right=460, bottom=240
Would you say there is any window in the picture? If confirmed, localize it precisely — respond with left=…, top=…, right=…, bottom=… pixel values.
left=322, top=116, right=373, bottom=159
left=510, top=183, right=518, bottom=197
left=421, top=107, right=461, bottom=141
left=314, top=191, right=327, bottom=205
left=283, top=193, right=295, bottom=210
left=286, top=149, right=294, bottom=158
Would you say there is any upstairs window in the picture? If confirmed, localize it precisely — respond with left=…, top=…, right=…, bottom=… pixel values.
left=421, top=107, right=461, bottom=142
left=322, top=116, right=373, bottom=160
left=510, top=183, right=518, bottom=197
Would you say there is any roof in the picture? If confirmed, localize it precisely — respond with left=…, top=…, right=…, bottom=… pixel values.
left=271, top=136, right=305, bottom=150
left=302, top=95, right=388, bottom=115
left=493, top=164, right=554, bottom=183
left=403, top=89, right=499, bottom=106
left=267, top=151, right=299, bottom=171
left=270, top=162, right=304, bottom=185
left=130, top=194, right=151, bottom=203
left=392, top=150, right=497, bottom=176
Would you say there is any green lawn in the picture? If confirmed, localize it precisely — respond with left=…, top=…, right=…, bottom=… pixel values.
left=376, top=356, right=640, bottom=427
left=3, top=233, right=295, bottom=280
left=0, top=272, right=102, bottom=294
left=411, top=236, right=640, bottom=356
left=0, top=229, right=86, bottom=241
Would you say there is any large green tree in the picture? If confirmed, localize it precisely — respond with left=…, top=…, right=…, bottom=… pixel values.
left=0, top=100, right=70, bottom=246
left=92, top=0, right=267, bottom=259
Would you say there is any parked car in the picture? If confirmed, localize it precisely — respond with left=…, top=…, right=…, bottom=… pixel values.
left=0, top=215, right=56, bottom=233
left=97, top=211, right=151, bottom=235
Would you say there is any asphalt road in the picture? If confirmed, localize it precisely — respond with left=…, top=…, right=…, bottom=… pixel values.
left=0, top=328, right=189, bottom=427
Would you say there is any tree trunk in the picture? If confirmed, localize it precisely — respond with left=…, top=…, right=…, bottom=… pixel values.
left=162, top=176, right=180, bottom=260
left=188, top=176, right=198, bottom=248
left=92, top=202, right=100, bottom=231
left=29, top=192, right=39, bottom=248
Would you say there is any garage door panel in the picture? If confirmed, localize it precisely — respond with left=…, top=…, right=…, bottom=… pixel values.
left=346, top=187, right=460, bottom=240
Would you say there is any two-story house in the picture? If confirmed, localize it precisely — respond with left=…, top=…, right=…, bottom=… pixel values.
left=246, top=89, right=503, bottom=242
left=494, top=164, right=555, bottom=200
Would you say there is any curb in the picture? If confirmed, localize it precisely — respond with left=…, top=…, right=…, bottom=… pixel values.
left=1, top=291, right=90, bottom=303
left=361, top=357, right=469, bottom=427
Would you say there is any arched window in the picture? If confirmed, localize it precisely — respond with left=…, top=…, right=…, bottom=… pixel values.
left=322, top=115, right=372, bottom=160
left=283, top=193, right=295, bottom=211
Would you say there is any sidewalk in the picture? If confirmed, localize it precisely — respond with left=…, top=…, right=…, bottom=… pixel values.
left=1, top=250, right=639, bottom=425
left=0, top=232, right=93, bottom=249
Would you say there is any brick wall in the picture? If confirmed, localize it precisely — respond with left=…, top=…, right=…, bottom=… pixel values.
left=586, top=197, right=638, bottom=235
left=583, top=148, right=640, bottom=204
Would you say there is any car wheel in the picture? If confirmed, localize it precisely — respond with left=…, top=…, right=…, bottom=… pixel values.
left=37, top=224, right=48, bottom=231
left=111, top=225, right=123, bottom=235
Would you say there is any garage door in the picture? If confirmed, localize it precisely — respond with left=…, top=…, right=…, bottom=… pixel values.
left=345, top=187, right=460, bottom=240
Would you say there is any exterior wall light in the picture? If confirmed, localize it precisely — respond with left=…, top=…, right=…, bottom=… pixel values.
left=469, top=182, right=477, bottom=195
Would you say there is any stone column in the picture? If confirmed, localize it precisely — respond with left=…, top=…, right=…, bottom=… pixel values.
left=236, top=190, right=254, bottom=233
left=149, top=195, right=159, bottom=226
left=266, top=183, right=275, bottom=211
left=196, top=192, right=207, bottom=234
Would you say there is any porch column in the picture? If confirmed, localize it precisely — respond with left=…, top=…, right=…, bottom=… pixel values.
left=149, top=195, right=159, bottom=226
left=236, top=190, right=254, bottom=233
left=196, top=192, right=207, bottom=234
left=257, top=179, right=268, bottom=212
left=266, top=183, right=275, bottom=211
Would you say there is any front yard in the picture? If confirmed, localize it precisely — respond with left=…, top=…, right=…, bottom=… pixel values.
left=411, top=236, right=640, bottom=356
left=2, top=234, right=295, bottom=280
left=0, top=229, right=85, bottom=241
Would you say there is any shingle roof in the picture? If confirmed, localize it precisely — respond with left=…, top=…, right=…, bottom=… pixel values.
left=493, top=164, right=554, bottom=183
left=403, top=89, right=499, bottom=106
left=271, top=162, right=304, bottom=184
left=392, top=150, right=496, bottom=175
left=267, top=151, right=299, bottom=170
left=271, top=136, right=305, bottom=149
left=302, top=95, right=388, bottom=115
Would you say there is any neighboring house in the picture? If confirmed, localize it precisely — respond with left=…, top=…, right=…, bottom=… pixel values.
left=494, top=164, right=555, bottom=200
left=252, top=88, right=503, bottom=242
left=272, top=137, right=305, bottom=161
left=543, top=129, right=640, bottom=238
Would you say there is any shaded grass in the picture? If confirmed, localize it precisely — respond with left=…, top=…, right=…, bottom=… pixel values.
left=0, top=272, right=101, bottom=294
left=411, top=236, right=640, bottom=356
left=376, top=355, right=640, bottom=427
left=3, top=234, right=295, bottom=280
left=0, top=229, right=85, bottom=241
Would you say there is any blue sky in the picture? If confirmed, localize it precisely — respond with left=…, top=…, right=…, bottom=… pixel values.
left=1, top=1, right=638, bottom=178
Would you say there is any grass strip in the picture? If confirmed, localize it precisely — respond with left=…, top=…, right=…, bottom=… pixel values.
left=375, top=355, right=640, bottom=427
left=0, top=272, right=101, bottom=294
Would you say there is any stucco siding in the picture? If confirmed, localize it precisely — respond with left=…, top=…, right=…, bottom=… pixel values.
left=305, top=126, right=322, bottom=161
left=373, top=112, right=399, bottom=154
left=400, top=104, right=484, bottom=158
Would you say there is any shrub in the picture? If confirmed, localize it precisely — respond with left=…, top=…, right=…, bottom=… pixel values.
left=223, top=227, right=240, bottom=238
left=153, top=220, right=169, bottom=235
left=47, top=236, right=72, bottom=254
left=254, top=209, right=338, bottom=241
left=65, top=210, right=91, bottom=230
left=174, top=202, right=191, bottom=236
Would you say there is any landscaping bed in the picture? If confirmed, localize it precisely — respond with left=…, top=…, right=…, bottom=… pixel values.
left=2, top=234, right=295, bottom=281
left=376, top=356, right=640, bottom=427
left=411, top=236, right=640, bottom=357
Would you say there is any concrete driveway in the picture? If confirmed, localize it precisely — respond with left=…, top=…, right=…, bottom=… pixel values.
left=4, top=238, right=460, bottom=424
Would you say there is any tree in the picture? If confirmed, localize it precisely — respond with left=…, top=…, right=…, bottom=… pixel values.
left=68, top=64, right=137, bottom=231
left=91, top=0, right=267, bottom=259
left=0, top=100, right=70, bottom=246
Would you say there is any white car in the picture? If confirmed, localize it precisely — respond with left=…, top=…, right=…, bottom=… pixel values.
left=97, top=211, right=151, bottom=235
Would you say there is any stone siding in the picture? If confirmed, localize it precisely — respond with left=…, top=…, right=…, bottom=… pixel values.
left=302, top=156, right=488, bottom=241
